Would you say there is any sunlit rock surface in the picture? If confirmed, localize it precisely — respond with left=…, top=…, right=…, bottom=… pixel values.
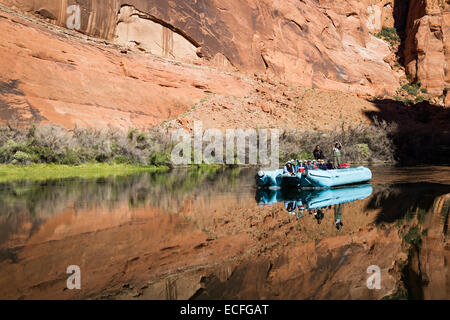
left=404, top=0, right=449, bottom=96
left=1, top=0, right=402, bottom=96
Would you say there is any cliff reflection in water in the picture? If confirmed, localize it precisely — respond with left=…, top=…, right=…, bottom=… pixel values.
left=0, top=167, right=253, bottom=246
left=367, top=183, right=450, bottom=299
left=0, top=167, right=448, bottom=300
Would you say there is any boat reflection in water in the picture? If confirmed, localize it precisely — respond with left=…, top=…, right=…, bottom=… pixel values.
left=256, top=184, right=373, bottom=228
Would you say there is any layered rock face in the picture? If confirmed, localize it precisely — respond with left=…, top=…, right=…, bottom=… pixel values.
left=1, top=0, right=403, bottom=96
left=0, top=6, right=251, bottom=128
left=2, top=0, right=449, bottom=97
left=1, top=0, right=448, bottom=130
left=404, top=0, right=449, bottom=96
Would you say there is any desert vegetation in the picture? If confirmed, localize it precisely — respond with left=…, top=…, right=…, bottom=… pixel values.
left=0, top=124, right=172, bottom=166
left=0, top=120, right=396, bottom=168
left=1, top=115, right=447, bottom=169
left=374, top=27, right=401, bottom=48
left=393, top=81, right=432, bottom=105
left=279, top=119, right=397, bottom=164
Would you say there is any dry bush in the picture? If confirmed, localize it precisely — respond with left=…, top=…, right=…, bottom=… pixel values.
left=0, top=124, right=173, bottom=166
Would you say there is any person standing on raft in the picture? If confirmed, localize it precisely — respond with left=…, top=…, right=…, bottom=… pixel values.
left=313, top=145, right=325, bottom=160
left=333, top=142, right=342, bottom=169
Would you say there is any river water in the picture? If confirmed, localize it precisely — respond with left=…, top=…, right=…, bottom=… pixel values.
left=0, top=166, right=449, bottom=299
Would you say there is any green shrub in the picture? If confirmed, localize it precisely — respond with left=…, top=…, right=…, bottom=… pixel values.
left=148, top=151, right=171, bottom=166
left=32, top=145, right=56, bottom=163
left=403, top=226, right=422, bottom=247
left=402, top=83, right=420, bottom=96
left=284, top=150, right=314, bottom=162
left=357, top=143, right=370, bottom=159
left=0, top=140, right=28, bottom=163
left=375, top=27, right=400, bottom=46
left=61, top=149, right=81, bottom=165
left=420, top=88, right=428, bottom=94
left=114, top=155, right=129, bottom=164
left=13, top=151, right=31, bottom=163
left=415, top=96, right=424, bottom=103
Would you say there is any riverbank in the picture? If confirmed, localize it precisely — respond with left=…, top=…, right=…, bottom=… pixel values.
left=0, top=163, right=169, bottom=182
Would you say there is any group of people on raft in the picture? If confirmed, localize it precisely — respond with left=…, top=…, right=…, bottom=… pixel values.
left=283, top=143, right=343, bottom=176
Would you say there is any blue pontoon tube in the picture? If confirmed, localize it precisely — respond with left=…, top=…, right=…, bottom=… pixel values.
left=256, top=167, right=372, bottom=189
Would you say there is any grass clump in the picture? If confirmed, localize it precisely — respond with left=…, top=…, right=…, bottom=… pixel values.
left=401, top=83, right=420, bottom=96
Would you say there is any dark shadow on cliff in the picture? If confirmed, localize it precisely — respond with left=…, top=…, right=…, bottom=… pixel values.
left=367, top=183, right=450, bottom=224
left=365, top=98, right=450, bottom=165
left=0, top=78, right=46, bottom=124
left=392, top=0, right=412, bottom=64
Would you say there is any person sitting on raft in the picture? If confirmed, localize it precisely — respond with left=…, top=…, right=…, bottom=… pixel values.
left=283, top=160, right=296, bottom=176
left=318, top=159, right=328, bottom=170
left=326, top=159, right=334, bottom=170
left=304, top=160, right=315, bottom=170
left=296, top=160, right=304, bottom=172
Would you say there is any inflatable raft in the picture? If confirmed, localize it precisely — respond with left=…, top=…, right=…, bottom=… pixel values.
left=256, top=166, right=372, bottom=189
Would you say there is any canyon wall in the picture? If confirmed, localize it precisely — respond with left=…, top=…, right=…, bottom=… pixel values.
left=1, top=0, right=405, bottom=96
left=1, top=0, right=448, bottom=130
left=0, top=7, right=251, bottom=128
left=3, top=0, right=448, bottom=97
left=404, top=0, right=449, bottom=96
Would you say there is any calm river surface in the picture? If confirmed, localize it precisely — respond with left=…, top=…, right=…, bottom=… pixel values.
left=0, top=166, right=449, bottom=299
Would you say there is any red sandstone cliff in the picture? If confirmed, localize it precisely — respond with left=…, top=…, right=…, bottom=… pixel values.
left=0, top=0, right=448, bottom=129
left=2, top=0, right=404, bottom=95
left=404, top=0, right=449, bottom=96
